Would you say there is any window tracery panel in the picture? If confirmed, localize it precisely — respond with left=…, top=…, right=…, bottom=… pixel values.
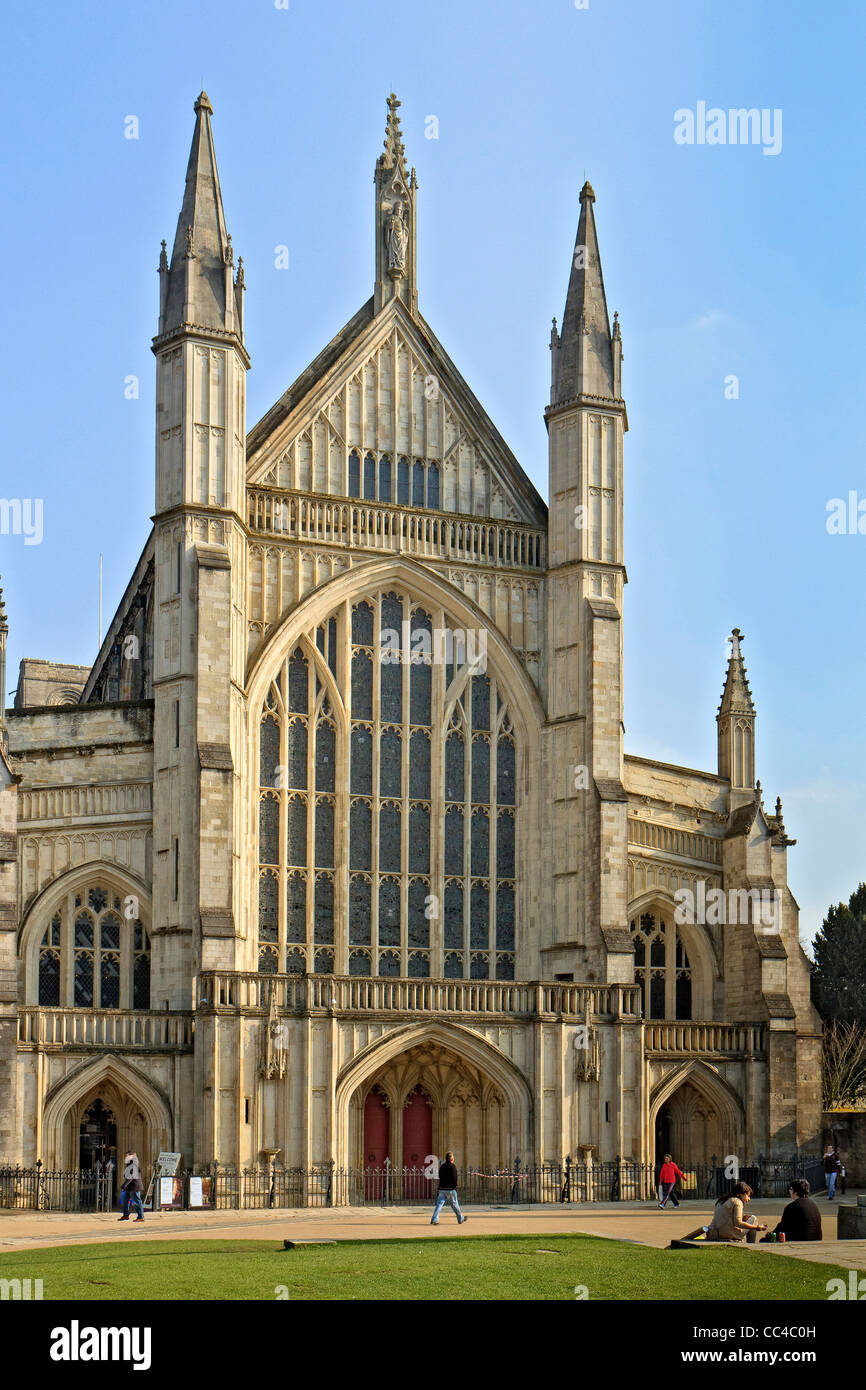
left=256, top=593, right=518, bottom=978
left=629, top=911, right=693, bottom=1020
left=37, top=891, right=150, bottom=1008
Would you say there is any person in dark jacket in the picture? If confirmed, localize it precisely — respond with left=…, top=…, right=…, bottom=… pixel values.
left=430, top=1152, right=468, bottom=1226
left=769, top=1180, right=823, bottom=1241
left=119, top=1151, right=144, bottom=1222
left=824, top=1147, right=842, bottom=1200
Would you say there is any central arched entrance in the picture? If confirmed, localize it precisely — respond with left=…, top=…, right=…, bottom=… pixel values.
left=353, top=1039, right=510, bottom=1178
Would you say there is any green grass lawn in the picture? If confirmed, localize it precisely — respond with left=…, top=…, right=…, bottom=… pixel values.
left=0, top=1235, right=854, bottom=1301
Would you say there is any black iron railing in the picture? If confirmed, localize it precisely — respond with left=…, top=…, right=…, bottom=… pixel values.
left=0, top=1160, right=115, bottom=1212
left=0, top=1153, right=826, bottom=1212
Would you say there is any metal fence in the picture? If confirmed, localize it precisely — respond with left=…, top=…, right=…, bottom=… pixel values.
left=0, top=1153, right=827, bottom=1212
left=0, top=1160, right=115, bottom=1212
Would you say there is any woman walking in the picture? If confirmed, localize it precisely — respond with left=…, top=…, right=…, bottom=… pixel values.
left=657, top=1154, right=685, bottom=1209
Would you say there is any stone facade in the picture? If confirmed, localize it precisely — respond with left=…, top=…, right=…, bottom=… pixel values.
left=0, top=94, right=822, bottom=1183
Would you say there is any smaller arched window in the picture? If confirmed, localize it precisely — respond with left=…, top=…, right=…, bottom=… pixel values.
left=629, top=911, right=692, bottom=1021
left=37, top=886, right=150, bottom=1009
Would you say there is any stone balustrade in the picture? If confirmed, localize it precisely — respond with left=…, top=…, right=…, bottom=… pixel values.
left=195, top=972, right=642, bottom=1020
left=247, top=488, right=547, bottom=571
left=644, top=1021, right=766, bottom=1055
left=17, top=1008, right=193, bottom=1050
left=18, top=781, right=152, bottom=824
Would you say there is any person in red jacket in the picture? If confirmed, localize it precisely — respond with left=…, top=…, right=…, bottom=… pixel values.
left=657, top=1154, right=685, bottom=1208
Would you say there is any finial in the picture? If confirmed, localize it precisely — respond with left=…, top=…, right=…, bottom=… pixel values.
left=158, top=239, right=168, bottom=272
left=730, top=627, right=743, bottom=658
left=184, top=225, right=195, bottom=259
left=756, top=779, right=763, bottom=803
left=380, top=91, right=408, bottom=173
left=235, top=256, right=245, bottom=288
left=195, top=91, right=213, bottom=115
left=613, top=310, right=621, bottom=340
left=0, top=579, right=6, bottom=629
left=579, top=180, right=596, bottom=204
left=225, top=233, right=233, bottom=266
left=775, top=795, right=783, bottom=818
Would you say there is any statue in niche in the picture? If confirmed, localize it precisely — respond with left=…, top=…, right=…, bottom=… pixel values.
left=386, top=200, right=408, bottom=274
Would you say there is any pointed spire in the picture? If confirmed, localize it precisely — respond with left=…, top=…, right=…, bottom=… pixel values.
left=552, top=180, right=616, bottom=405
left=379, top=93, right=409, bottom=179
left=718, top=628, right=755, bottom=717
left=157, top=92, right=244, bottom=346
left=717, top=627, right=756, bottom=792
left=374, top=93, right=417, bottom=315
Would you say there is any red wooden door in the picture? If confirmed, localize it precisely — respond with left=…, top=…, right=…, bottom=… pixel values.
left=363, top=1088, right=389, bottom=1199
left=402, top=1088, right=433, bottom=1199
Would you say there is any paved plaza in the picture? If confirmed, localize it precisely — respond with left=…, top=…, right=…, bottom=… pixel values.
left=1, top=1194, right=864, bottom=1274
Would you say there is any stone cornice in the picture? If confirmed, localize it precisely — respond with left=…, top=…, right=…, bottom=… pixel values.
left=152, top=322, right=251, bottom=370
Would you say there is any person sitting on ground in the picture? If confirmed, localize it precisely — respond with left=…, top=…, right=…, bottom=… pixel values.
left=680, top=1180, right=767, bottom=1244
left=765, top=1179, right=822, bottom=1242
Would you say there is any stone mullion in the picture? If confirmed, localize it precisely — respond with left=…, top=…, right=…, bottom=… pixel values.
left=277, top=683, right=287, bottom=973
left=400, top=609, right=411, bottom=977
left=63, top=892, right=75, bottom=1004
left=391, top=327, right=399, bottom=464
left=490, top=680, right=499, bottom=974
left=120, top=915, right=131, bottom=1010
left=369, top=595, right=381, bottom=976
left=463, top=707, right=472, bottom=980
left=430, top=606, right=446, bottom=978
left=304, top=658, right=315, bottom=970
left=664, top=917, right=676, bottom=1021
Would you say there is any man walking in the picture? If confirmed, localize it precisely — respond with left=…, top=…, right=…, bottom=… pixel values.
left=119, top=1150, right=145, bottom=1223
left=824, top=1145, right=842, bottom=1200
left=430, top=1152, right=468, bottom=1226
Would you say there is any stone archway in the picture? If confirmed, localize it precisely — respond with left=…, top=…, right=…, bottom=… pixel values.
left=337, top=1021, right=532, bottom=1170
left=649, top=1061, right=743, bottom=1168
left=41, top=1056, right=172, bottom=1171
left=353, top=1040, right=508, bottom=1172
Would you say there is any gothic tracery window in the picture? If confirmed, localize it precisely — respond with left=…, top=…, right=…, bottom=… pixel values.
left=629, top=911, right=692, bottom=1020
left=37, top=886, right=151, bottom=1008
left=256, top=592, right=517, bottom=979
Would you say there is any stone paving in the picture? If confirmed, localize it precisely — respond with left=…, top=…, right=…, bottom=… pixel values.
left=0, top=1193, right=863, bottom=1271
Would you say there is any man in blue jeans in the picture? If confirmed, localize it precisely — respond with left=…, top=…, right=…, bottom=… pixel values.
left=118, top=1151, right=145, bottom=1222
left=431, top=1152, right=468, bottom=1226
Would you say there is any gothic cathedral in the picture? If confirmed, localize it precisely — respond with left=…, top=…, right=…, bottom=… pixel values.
left=0, top=94, right=821, bottom=1180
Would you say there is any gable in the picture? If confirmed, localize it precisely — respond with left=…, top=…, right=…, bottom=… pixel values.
left=246, top=299, right=547, bottom=528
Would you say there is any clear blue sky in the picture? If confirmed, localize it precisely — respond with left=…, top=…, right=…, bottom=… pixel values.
left=1, top=0, right=864, bottom=947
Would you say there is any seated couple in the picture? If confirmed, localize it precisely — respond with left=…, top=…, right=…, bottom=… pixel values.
left=682, top=1178, right=822, bottom=1244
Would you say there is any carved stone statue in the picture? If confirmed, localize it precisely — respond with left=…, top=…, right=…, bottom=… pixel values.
left=386, top=201, right=408, bottom=273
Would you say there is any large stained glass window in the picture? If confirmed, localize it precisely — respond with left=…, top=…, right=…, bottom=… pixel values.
left=256, top=593, right=517, bottom=979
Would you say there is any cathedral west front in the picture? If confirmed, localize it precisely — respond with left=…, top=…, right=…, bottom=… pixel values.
left=0, top=93, right=822, bottom=1186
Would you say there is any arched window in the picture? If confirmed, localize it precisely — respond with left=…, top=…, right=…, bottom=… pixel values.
left=36, top=885, right=150, bottom=1008
left=256, top=593, right=518, bottom=979
left=629, top=911, right=692, bottom=1020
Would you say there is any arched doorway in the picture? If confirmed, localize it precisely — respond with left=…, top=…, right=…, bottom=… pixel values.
left=42, top=1056, right=172, bottom=1173
left=651, top=1066, right=743, bottom=1170
left=350, top=1038, right=511, bottom=1177
left=79, top=1098, right=117, bottom=1170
